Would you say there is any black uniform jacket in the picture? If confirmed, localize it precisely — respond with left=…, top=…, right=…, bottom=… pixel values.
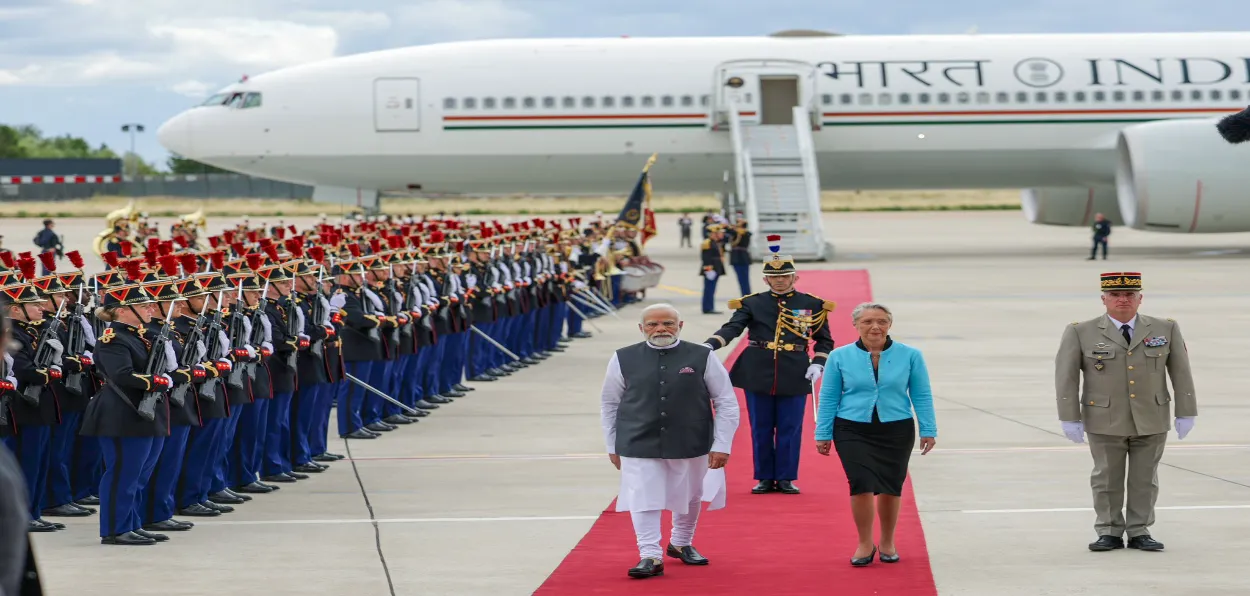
left=296, top=291, right=331, bottom=388
left=339, top=287, right=383, bottom=362
left=263, top=297, right=299, bottom=395
left=705, top=290, right=836, bottom=396
left=729, top=230, right=752, bottom=266
left=700, top=239, right=726, bottom=276
left=146, top=318, right=205, bottom=428
left=80, top=322, right=170, bottom=438
left=173, top=314, right=228, bottom=420
left=9, top=320, right=61, bottom=426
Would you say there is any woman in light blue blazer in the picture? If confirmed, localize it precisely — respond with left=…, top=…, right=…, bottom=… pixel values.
left=814, top=302, right=937, bottom=566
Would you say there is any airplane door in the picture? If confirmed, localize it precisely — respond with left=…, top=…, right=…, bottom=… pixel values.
left=718, top=69, right=761, bottom=125
left=374, top=78, right=420, bottom=132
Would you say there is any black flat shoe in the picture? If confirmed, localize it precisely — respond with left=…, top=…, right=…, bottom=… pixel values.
left=144, top=519, right=193, bottom=532
left=312, top=454, right=339, bottom=462
left=1089, top=535, right=1125, bottom=551
left=666, top=544, right=708, bottom=565
left=28, top=520, right=57, bottom=532
left=234, top=482, right=274, bottom=494
left=1128, top=535, right=1164, bottom=551
left=777, top=481, right=800, bottom=494
left=262, top=474, right=297, bottom=484
left=209, top=491, right=245, bottom=505
left=293, top=463, right=324, bottom=474
left=102, top=531, right=155, bottom=546
left=851, top=545, right=877, bottom=566
left=383, top=414, right=414, bottom=425
left=202, top=500, right=233, bottom=513
left=342, top=429, right=377, bottom=439
left=627, top=558, right=664, bottom=579
left=177, top=503, right=221, bottom=517
left=751, top=480, right=776, bottom=494
left=133, top=528, right=169, bottom=542
left=76, top=495, right=101, bottom=506
left=42, top=503, right=93, bottom=517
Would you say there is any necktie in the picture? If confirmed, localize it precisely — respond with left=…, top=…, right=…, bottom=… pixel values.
left=1121, top=324, right=1132, bottom=345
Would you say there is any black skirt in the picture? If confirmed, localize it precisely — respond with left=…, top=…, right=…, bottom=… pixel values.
left=833, top=409, right=915, bottom=496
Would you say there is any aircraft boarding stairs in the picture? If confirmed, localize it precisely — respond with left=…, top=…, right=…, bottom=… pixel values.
left=728, top=106, right=830, bottom=261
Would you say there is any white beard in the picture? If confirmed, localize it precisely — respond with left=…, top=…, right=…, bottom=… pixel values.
left=647, top=334, right=678, bottom=347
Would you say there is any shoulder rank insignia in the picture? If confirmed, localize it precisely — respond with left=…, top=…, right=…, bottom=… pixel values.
left=822, top=300, right=836, bottom=312
left=700, top=239, right=711, bottom=250
left=99, top=328, right=115, bottom=344
left=727, top=298, right=742, bottom=310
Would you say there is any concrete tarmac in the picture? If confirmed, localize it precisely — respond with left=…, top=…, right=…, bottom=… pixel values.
left=7, top=211, right=1250, bottom=595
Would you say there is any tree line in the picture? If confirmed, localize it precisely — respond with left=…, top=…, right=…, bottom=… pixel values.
left=0, top=124, right=229, bottom=175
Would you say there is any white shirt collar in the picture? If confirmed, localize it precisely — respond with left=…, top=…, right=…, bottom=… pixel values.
left=1107, top=314, right=1137, bottom=331
left=645, top=339, right=681, bottom=350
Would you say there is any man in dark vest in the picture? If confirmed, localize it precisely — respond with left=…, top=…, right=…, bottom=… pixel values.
left=600, top=303, right=740, bottom=579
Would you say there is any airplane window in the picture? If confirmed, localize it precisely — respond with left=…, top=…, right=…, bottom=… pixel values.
left=1232, top=90, right=1243, bottom=100
left=602, top=96, right=615, bottom=107
left=240, top=93, right=262, bottom=108
left=1168, top=90, right=1180, bottom=101
left=483, top=97, right=496, bottom=109
left=661, top=95, right=673, bottom=107
left=542, top=96, right=555, bottom=108
left=1151, top=90, right=1164, bottom=101
left=502, top=97, right=516, bottom=108
left=898, top=93, right=911, bottom=104
left=443, top=98, right=456, bottom=109
left=1112, top=91, right=1125, bottom=102
left=1034, top=91, right=1047, bottom=103
left=622, top=96, right=635, bottom=107
left=1015, top=91, right=1028, bottom=103
left=1210, top=89, right=1223, bottom=100
left=976, top=92, right=990, bottom=103
left=957, top=92, right=970, bottom=104
left=995, top=92, right=1009, bottom=103
left=583, top=96, right=595, bottom=108
left=918, top=93, right=931, bottom=104
left=937, top=92, right=950, bottom=103
left=821, top=94, right=832, bottom=105
left=858, top=93, right=872, bottom=105
left=1093, top=91, right=1106, bottom=102
left=681, top=95, right=694, bottom=106
left=200, top=93, right=229, bottom=106
left=523, top=97, right=536, bottom=108
left=1190, top=89, right=1202, bottom=101
left=839, top=93, right=852, bottom=104
left=463, top=97, right=477, bottom=109
left=1131, top=90, right=1144, bottom=101
left=562, top=96, right=575, bottom=108
left=700, top=95, right=710, bottom=106
left=1074, top=91, right=1087, bottom=102
left=877, top=93, right=892, bottom=105
left=225, top=93, right=244, bottom=108
left=1054, top=91, right=1067, bottom=103
left=641, top=96, right=654, bottom=107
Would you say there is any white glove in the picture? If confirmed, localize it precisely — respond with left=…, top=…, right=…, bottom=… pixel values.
left=5, top=375, right=18, bottom=390
left=45, top=337, right=65, bottom=365
left=261, top=341, right=274, bottom=354
left=193, top=340, right=207, bottom=363
left=82, top=350, right=93, bottom=361
left=1061, top=421, right=1085, bottom=444
left=244, top=345, right=257, bottom=360
left=216, top=358, right=231, bottom=371
left=78, top=315, right=97, bottom=347
left=298, top=333, right=310, bottom=342
left=1175, top=416, right=1195, bottom=440
left=329, top=292, right=347, bottom=310
left=163, top=340, right=178, bottom=372
left=216, top=330, right=231, bottom=359
left=805, top=364, right=823, bottom=382
left=704, top=270, right=717, bottom=281
left=573, top=281, right=587, bottom=290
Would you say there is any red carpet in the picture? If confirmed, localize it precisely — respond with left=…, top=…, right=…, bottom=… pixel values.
left=535, top=270, right=937, bottom=595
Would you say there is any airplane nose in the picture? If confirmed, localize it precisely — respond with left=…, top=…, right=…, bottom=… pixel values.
left=157, top=111, right=194, bottom=157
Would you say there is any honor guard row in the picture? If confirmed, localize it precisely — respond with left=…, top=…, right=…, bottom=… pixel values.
left=0, top=212, right=629, bottom=545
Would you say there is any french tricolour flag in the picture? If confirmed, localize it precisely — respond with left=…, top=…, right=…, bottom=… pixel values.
left=767, top=234, right=782, bottom=253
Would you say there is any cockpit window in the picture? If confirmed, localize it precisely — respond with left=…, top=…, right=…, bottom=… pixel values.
left=225, top=93, right=245, bottom=108
left=241, top=92, right=262, bottom=109
left=200, top=93, right=229, bottom=106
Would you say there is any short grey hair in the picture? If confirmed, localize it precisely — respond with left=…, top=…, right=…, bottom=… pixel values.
left=851, top=302, right=893, bottom=324
left=639, top=303, right=680, bottom=322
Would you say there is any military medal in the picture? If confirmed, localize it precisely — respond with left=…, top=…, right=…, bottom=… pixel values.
left=1094, top=360, right=1104, bottom=371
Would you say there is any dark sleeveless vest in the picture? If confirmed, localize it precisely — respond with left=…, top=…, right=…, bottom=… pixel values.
left=613, top=341, right=714, bottom=459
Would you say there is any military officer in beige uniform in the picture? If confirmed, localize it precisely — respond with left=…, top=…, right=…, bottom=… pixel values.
left=1055, top=272, right=1197, bottom=552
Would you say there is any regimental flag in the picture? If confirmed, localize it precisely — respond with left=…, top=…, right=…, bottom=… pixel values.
left=616, top=153, right=659, bottom=245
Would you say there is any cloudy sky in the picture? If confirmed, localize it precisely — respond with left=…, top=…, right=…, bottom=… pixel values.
left=0, top=0, right=1240, bottom=167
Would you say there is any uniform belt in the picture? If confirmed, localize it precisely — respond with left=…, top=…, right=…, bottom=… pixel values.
left=747, top=340, right=802, bottom=352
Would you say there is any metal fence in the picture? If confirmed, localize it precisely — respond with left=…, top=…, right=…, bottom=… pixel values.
left=0, top=173, right=314, bottom=202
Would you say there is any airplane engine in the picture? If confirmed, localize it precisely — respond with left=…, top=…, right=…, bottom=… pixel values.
left=1021, top=186, right=1120, bottom=227
left=1115, top=118, right=1250, bottom=233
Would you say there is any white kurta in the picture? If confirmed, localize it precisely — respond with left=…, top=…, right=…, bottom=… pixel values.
left=600, top=340, right=740, bottom=514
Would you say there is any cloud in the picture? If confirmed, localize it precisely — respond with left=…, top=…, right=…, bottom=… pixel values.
left=170, top=79, right=212, bottom=98
left=291, top=10, right=392, bottom=32
left=149, top=18, right=338, bottom=70
left=394, top=0, right=539, bottom=41
left=0, top=6, right=49, bottom=21
left=0, top=70, right=19, bottom=85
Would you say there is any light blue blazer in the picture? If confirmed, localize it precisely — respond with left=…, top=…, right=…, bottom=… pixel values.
left=814, top=339, right=937, bottom=441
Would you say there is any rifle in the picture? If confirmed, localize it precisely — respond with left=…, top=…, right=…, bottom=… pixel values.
left=22, top=299, right=67, bottom=404
left=384, top=277, right=401, bottom=347
left=135, top=300, right=179, bottom=422
left=225, top=281, right=249, bottom=389
left=0, top=355, right=13, bottom=427
left=168, top=296, right=210, bottom=408
left=308, top=266, right=326, bottom=357
left=197, top=290, right=226, bottom=401
left=247, top=279, right=271, bottom=380
left=63, top=282, right=89, bottom=396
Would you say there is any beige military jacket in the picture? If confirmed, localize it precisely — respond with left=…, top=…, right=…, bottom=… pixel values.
left=1055, top=313, right=1197, bottom=436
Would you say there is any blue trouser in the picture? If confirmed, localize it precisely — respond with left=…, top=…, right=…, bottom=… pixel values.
left=745, top=392, right=806, bottom=481
left=702, top=275, right=719, bottom=313
left=211, top=404, right=243, bottom=494
left=567, top=302, right=583, bottom=335
left=361, top=360, right=387, bottom=425
left=534, top=306, right=549, bottom=352
left=423, top=340, right=444, bottom=397
left=143, top=425, right=189, bottom=525
left=179, top=416, right=224, bottom=509
left=520, top=309, right=536, bottom=357
left=262, top=390, right=294, bottom=476
left=468, top=320, right=492, bottom=377
left=408, top=348, right=432, bottom=404
left=611, top=275, right=623, bottom=306
left=98, top=435, right=163, bottom=537
left=337, top=360, right=373, bottom=436
left=292, top=384, right=320, bottom=466
left=3, top=426, right=51, bottom=518
left=72, top=428, right=102, bottom=501
left=733, top=263, right=751, bottom=296
left=231, top=399, right=269, bottom=487
left=491, top=317, right=511, bottom=368
left=47, top=411, right=84, bottom=509
left=383, top=356, right=407, bottom=417
left=310, top=380, right=341, bottom=457
left=441, top=332, right=465, bottom=393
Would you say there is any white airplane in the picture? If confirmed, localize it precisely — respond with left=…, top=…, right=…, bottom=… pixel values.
left=157, top=30, right=1250, bottom=233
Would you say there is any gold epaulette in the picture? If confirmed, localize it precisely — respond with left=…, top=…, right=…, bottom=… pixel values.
left=700, top=239, right=711, bottom=250
left=727, top=292, right=760, bottom=310
left=1167, top=318, right=1175, bottom=322
left=822, top=300, right=836, bottom=312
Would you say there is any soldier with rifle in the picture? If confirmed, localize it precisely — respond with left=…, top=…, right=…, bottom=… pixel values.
left=78, top=269, right=176, bottom=546
left=256, top=251, right=309, bottom=484
left=208, top=256, right=265, bottom=499
left=407, top=242, right=446, bottom=410
left=358, top=250, right=403, bottom=432
left=305, top=245, right=347, bottom=462
left=332, top=252, right=382, bottom=440
left=285, top=242, right=336, bottom=474
left=229, top=254, right=277, bottom=494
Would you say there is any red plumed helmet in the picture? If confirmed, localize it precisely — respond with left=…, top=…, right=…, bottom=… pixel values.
left=208, top=236, right=221, bottom=248
left=369, top=238, right=382, bottom=253
left=66, top=250, right=85, bottom=270
left=222, top=230, right=236, bottom=243
left=408, top=236, right=421, bottom=248
left=102, top=251, right=119, bottom=268
left=245, top=253, right=262, bottom=271
left=347, top=243, right=361, bottom=258
left=0, top=251, right=13, bottom=268
left=263, top=244, right=280, bottom=263
left=159, top=254, right=179, bottom=277
left=307, top=246, right=325, bottom=263
left=430, top=231, right=445, bottom=243
left=209, top=251, right=225, bottom=271
left=120, top=242, right=133, bottom=257
left=37, top=251, right=55, bottom=274
left=259, top=237, right=273, bottom=249
left=144, top=249, right=158, bottom=267
left=454, top=240, right=465, bottom=252
left=230, top=242, right=246, bottom=257
left=287, top=225, right=297, bottom=235
left=123, top=260, right=143, bottom=282
left=274, top=227, right=286, bottom=240
left=146, top=237, right=160, bottom=252
left=247, top=230, right=259, bottom=243
left=179, top=253, right=199, bottom=275
left=18, top=258, right=36, bottom=281
left=174, top=235, right=189, bottom=248
left=160, top=240, right=174, bottom=256
left=387, top=235, right=402, bottom=250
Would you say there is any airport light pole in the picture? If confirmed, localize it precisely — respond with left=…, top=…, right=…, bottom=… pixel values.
left=120, top=123, right=144, bottom=179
